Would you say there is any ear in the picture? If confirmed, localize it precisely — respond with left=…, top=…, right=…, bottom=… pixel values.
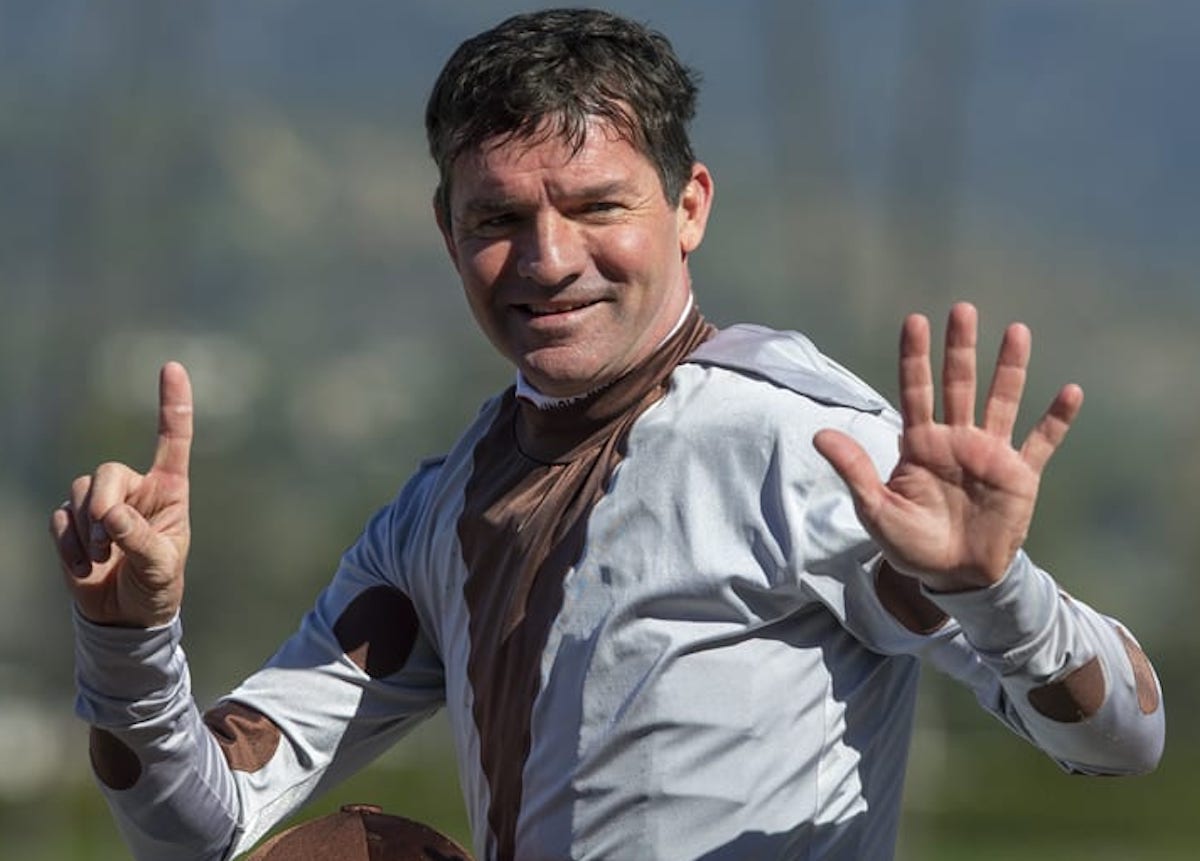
left=676, top=162, right=714, bottom=256
left=433, top=192, right=460, bottom=270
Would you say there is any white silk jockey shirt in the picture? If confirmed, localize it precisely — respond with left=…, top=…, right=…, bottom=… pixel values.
left=74, top=312, right=1165, bottom=861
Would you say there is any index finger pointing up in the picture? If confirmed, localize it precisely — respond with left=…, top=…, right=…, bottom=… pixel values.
left=152, top=361, right=194, bottom=477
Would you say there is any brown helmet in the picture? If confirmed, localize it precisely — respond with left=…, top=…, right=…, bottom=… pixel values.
left=246, top=804, right=473, bottom=861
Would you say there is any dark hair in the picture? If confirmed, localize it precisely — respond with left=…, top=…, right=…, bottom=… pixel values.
left=426, top=8, right=700, bottom=216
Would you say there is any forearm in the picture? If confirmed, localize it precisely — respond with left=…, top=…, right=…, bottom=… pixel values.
left=74, top=611, right=241, bottom=861
left=926, top=552, right=1165, bottom=775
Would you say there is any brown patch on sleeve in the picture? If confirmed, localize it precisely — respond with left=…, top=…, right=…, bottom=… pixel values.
left=1116, top=626, right=1160, bottom=715
left=89, top=726, right=142, bottom=790
left=203, top=701, right=282, bottom=773
left=876, top=561, right=949, bottom=635
left=1027, top=656, right=1106, bottom=722
left=333, top=586, right=421, bottom=679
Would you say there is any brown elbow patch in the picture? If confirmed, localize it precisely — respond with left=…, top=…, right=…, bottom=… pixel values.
left=89, top=727, right=142, bottom=790
left=203, top=701, right=282, bottom=773
left=1028, top=656, right=1106, bottom=722
left=1117, top=627, right=1160, bottom=715
left=876, top=562, right=949, bottom=635
left=333, top=586, right=421, bottom=679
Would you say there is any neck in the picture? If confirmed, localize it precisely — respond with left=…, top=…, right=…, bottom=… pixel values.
left=512, top=302, right=714, bottom=463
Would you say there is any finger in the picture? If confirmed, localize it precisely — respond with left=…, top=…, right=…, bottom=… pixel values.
left=1021, top=383, right=1084, bottom=473
left=103, top=503, right=165, bottom=574
left=86, top=462, right=143, bottom=563
left=68, top=475, right=93, bottom=560
left=942, top=302, right=978, bottom=426
left=982, top=322, right=1031, bottom=439
left=151, top=362, right=193, bottom=478
left=49, top=504, right=91, bottom=579
left=899, top=313, right=934, bottom=429
left=813, top=429, right=886, bottom=519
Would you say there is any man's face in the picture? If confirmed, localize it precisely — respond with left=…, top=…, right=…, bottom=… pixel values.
left=438, top=119, right=713, bottom=398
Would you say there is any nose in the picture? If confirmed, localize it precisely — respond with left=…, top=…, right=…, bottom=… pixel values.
left=515, top=211, right=584, bottom=287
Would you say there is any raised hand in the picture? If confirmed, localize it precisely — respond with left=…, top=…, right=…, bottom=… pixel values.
left=813, top=303, right=1083, bottom=592
left=49, top=362, right=194, bottom=627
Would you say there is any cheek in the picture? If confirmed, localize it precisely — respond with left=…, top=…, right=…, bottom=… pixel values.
left=459, top=242, right=511, bottom=296
left=594, top=225, right=673, bottom=284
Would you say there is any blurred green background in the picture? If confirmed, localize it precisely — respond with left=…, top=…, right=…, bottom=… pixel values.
left=2, top=1, right=1197, bottom=857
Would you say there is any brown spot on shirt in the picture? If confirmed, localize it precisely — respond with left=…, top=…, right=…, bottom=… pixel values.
left=89, top=726, right=142, bottom=790
left=333, top=585, right=422, bottom=679
left=458, top=309, right=713, bottom=861
left=1028, top=656, right=1106, bottom=722
left=876, top=561, right=948, bottom=635
left=203, top=701, right=282, bottom=773
left=1116, top=625, right=1160, bottom=715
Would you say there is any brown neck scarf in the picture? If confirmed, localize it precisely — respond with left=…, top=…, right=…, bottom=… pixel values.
left=457, top=307, right=714, bottom=860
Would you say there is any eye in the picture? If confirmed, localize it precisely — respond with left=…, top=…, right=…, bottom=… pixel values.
left=578, top=200, right=624, bottom=219
left=471, top=212, right=521, bottom=235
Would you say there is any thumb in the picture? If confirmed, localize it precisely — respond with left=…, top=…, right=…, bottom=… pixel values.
left=103, top=504, right=167, bottom=571
left=812, top=429, right=884, bottom=513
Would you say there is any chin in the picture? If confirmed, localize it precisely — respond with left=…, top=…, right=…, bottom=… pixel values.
left=519, top=353, right=603, bottom=398
left=528, top=375, right=593, bottom=399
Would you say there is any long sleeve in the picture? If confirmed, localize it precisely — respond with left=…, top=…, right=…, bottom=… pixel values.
left=689, top=323, right=1166, bottom=782
left=920, top=551, right=1164, bottom=775
left=73, top=461, right=449, bottom=861
left=823, top=414, right=1165, bottom=778
left=75, top=612, right=240, bottom=860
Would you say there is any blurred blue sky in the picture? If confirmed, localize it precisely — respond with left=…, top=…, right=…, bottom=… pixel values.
left=5, top=0, right=1196, bottom=284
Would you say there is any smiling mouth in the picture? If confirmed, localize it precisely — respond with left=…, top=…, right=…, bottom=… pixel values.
left=520, top=300, right=598, bottom=316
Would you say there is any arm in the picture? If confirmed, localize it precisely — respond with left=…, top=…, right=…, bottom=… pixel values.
left=815, top=304, right=1164, bottom=774
left=50, top=362, right=234, bottom=858
left=54, top=364, right=446, bottom=859
left=211, top=487, right=447, bottom=856
left=73, top=612, right=239, bottom=860
left=72, top=502, right=447, bottom=860
left=920, top=551, right=1163, bottom=775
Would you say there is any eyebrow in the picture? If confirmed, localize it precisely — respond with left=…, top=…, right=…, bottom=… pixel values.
left=566, top=179, right=632, bottom=201
left=459, top=196, right=524, bottom=217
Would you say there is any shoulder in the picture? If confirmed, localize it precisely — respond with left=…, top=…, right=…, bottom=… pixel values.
left=368, top=388, right=511, bottom=546
left=683, top=323, right=890, bottom=415
left=630, top=323, right=899, bottom=476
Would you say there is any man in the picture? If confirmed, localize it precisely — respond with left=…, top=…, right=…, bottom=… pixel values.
left=51, top=9, right=1163, bottom=861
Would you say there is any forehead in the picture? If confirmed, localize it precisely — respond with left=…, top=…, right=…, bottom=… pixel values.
left=451, top=119, right=658, bottom=201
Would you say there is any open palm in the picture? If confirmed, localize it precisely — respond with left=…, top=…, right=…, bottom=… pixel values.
left=814, top=303, right=1082, bottom=592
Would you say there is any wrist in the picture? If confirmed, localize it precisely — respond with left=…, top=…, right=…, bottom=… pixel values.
left=923, top=566, right=1007, bottom=594
left=919, top=552, right=1056, bottom=657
